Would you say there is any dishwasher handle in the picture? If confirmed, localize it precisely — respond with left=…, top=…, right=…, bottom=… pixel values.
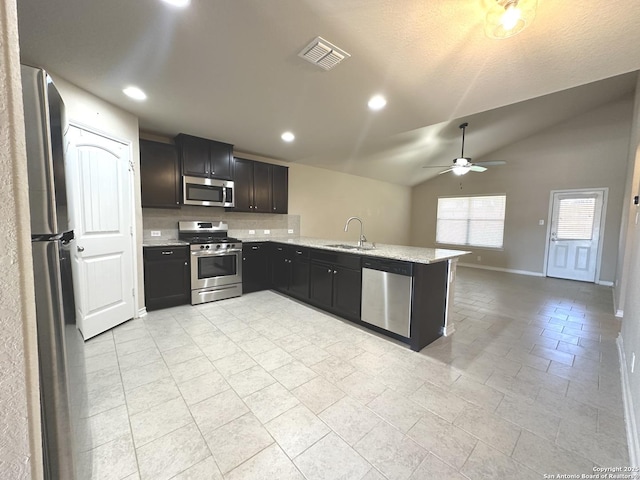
left=362, top=258, right=413, bottom=276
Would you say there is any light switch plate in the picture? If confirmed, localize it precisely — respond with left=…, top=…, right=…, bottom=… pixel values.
left=538, top=219, right=545, bottom=226
left=264, top=230, right=271, bottom=235
left=288, top=229, right=294, bottom=234
left=150, top=230, right=161, bottom=237
left=249, top=230, right=255, bottom=234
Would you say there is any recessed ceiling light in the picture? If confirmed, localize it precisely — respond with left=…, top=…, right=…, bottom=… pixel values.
left=281, top=132, right=295, bottom=143
left=161, top=0, right=190, bottom=7
left=368, top=95, right=387, bottom=111
left=122, top=86, right=147, bottom=101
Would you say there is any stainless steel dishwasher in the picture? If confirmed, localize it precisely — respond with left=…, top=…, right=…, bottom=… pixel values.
left=361, top=258, right=413, bottom=337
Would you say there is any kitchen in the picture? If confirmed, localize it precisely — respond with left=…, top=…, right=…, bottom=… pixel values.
left=3, top=1, right=640, bottom=479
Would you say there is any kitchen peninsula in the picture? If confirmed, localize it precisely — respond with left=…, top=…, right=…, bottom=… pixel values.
left=240, top=237, right=469, bottom=352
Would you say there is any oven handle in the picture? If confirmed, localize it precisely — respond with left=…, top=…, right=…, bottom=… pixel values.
left=191, top=249, right=242, bottom=256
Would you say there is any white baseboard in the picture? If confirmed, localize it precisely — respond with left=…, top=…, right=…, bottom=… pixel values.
left=598, top=280, right=614, bottom=287
left=457, top=263, right=544, bottom=277
left=616, top=309, right=624, bottom=318
left=442, top=324, right=455, bottom=336
left=137, top=307, right=147, bottom=318
left=617, top=333, right=639, bottom=468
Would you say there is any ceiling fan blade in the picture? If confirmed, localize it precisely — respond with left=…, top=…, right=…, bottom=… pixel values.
left=469, top=165, right=487, bottom=172
left=474, top=161, right=506, bottom=166
left=438, top=168, right=454, bottom=175
left=422, top=165, right=455, bottom=168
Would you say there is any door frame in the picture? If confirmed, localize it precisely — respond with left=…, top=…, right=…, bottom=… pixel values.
left=68, top=121, right=141, bottom=318
left=542, top=187, right=609, bottom=283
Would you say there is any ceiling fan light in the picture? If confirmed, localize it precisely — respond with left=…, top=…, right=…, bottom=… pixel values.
left=452, top=166, right=469, bottom=176
left=454, top=158, right=469, bottom=167
left=485, top=0, right=537, bottom=39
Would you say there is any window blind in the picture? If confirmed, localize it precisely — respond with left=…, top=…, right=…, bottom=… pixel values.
left=436, top=195, right=506, bottom=248
left=556, top=197, right=596, bottom=240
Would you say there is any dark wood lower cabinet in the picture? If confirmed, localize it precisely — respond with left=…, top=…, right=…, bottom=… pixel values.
left=269, top=244, right=309, bottom=300
left=309, top=250, right=362, bottom=321
left=332, top=266, right=361, bottom=319
left=310, top=263, right=334, bottom=308
left=143, top=246, right=190, bottom=311
left=242, top=243, right=269, bottom=293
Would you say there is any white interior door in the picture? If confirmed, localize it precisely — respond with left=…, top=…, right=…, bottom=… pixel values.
left=546, top=190, right=605, bottom=282
left=66, top=126, right=135, bottom=339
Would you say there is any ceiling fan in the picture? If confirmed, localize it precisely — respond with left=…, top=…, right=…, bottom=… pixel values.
left=423, top=122, right=506, bottom=175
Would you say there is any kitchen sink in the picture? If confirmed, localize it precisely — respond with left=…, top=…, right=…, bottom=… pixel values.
left=326, top=244, right=375, bottom=251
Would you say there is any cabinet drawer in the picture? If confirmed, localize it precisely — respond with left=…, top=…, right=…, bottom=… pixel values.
left=144, top=246, right=188, bottom=261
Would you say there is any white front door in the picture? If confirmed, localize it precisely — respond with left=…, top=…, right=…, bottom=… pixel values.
left=546, top=189, right=605, bottom=282
left=66, top=126, right=135, bottom=339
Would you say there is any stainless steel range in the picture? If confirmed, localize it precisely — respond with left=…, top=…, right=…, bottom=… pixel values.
left=178, top=221, right=242, bottom=305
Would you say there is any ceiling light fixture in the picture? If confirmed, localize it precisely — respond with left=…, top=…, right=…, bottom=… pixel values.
left=452, top=158, right=470, bottom=176
left=281, top=132, right=295, bottom=142
left=485, top=0, right=537, bottom=39
left=161, top=0, right=191, bottom=8
left=368, top=95, right=387, bottom=111
left=122, top=86, right=147, bottom=101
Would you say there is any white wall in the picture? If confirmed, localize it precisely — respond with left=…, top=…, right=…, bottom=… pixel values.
left=619, top=74, right=640, bottom=464
left=410, top=96, right=633, bottom=282
left=0, top=0, right=42, bottom=478
left=51, top=77, right=144, bottom=313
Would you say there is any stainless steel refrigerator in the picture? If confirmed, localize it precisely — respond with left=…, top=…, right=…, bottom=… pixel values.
left=22, top=64, right=85, bottom=480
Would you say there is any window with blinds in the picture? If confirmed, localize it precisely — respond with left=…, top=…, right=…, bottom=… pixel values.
left=436, top=195, right=506, bottom=248
left=556, top=197, right=596, bottom=240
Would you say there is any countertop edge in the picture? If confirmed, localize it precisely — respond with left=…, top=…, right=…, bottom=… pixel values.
left=238, top=236, right=470, bottom=264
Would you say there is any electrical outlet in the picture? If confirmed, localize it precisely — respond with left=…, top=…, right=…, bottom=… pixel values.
left=632, top=353, right=636, bottom=374
left=150, top=230, right=161, bottom=237
left=264, top=229, right=271, bottom=235
left=477, top=255, right=482, bottom=262
left=249, top=230, right=255, bottom=235
left=288, top=229, right=294, bottom=234
left=538, top=219, right=545, bottom=226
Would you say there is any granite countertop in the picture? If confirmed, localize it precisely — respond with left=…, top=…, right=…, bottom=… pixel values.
left=238, top=236, right=469, bottom=264
left=142, top=239, right=189, bottom=248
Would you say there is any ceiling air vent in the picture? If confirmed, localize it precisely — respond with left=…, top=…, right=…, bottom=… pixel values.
left=298, top=36, right=350, bottom=71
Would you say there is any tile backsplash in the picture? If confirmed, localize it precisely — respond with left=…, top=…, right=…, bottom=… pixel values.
left=142, top=206, right=300, bottom=241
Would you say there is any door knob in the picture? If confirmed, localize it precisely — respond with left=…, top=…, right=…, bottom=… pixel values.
left=77, top=245, right=85, bottom=252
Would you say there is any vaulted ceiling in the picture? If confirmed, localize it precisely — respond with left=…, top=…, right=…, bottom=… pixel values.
left=17, top=0, right=640, bottom=185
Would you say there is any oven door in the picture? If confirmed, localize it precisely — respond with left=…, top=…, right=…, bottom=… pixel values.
left=191, top=248, right=242, bottom=289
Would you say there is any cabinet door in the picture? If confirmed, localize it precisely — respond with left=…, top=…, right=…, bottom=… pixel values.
left=253, top=161, right=272, bottom=213
left=242, top=243, right=269, bottom=293
left=333, top=267, right=362, bottom=319
left=233, top=158, right=254, bottom=212
left=144, top=247, right=190, bottom=310
left=271, top=165, right=288, bottom=214
left=208, top=140, right=233, bottom=179
left=140, top=140, right=180, bottom=208
left=178, top=134, right=210, bottom=178
left=271, top=247, right=290, bottom=292
left=310, top=263, right=333, bottom=309
left=290, top=259, right=310, bottom=299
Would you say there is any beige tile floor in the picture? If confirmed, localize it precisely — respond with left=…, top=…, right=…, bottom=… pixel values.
left=78, top=267, right=629, bottom=479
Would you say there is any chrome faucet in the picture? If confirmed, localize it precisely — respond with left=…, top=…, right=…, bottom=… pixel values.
left=344, top=216, right=367, bottom=247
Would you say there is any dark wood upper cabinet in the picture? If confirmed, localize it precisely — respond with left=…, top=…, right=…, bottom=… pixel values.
left=176, top=133, right=233, bottom=180
left=140, top=139, right=181, bottom=208
left=231, top=158, right=288, bottom=214
left=271, top=165, right=288, bottom=214
left=233, top=158, right=254, bottom=211
left=253, top=161, right=272, bottom=213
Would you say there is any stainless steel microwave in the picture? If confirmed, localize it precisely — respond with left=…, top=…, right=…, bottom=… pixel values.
left=183, top=176, right=234, bottom=207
